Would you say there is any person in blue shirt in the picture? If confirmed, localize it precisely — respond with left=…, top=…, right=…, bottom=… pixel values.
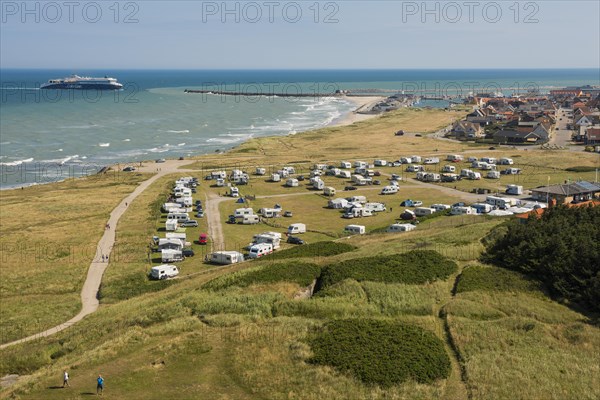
left=96, top=374, right=104, bottom=395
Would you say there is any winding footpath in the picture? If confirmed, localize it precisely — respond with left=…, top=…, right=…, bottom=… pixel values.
left=0, top=161, right=195, bottom=350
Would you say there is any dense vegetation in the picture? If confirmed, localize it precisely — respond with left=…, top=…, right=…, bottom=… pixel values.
left=260, top=241, right=356, bottom=260
left=204, top=262, right=321, bottom=290
left=481, top=205, right=600, bottom=311
left=317, top=250, right=457, bottom=290
left=455, top=265, right=544, bottom=295
left=308, top=319, right=451, bottom=387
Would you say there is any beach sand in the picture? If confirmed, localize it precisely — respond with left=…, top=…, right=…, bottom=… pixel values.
left=330, top=96, right=386, bottom=127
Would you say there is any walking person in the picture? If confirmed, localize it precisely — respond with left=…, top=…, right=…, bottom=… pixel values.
left=96, top=374, right=104, bottom=395
left=62, top=370, right=70, bottom=388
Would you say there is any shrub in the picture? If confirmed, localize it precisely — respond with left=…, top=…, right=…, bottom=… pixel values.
left=565, top=166, right=597, bottom=172
left=259, top=241, right=356, bottom=260
left=307, top=319, right=451, bottom=386
left=317, top=250, right=457, bottom=290
left=481, top=205, right=600, bottom=311
left=204, top=262, right=321, bottom=290
left=455, top=265, right=544, bottom=294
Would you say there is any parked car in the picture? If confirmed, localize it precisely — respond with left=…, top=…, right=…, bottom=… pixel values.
left=182, top=248, right=195, bottom=257
left=373, top=180, right=381, bottom=185
left=283, top=211, right=293, bottom=217
left=155, top=159, right=166, bottom=163
left=297, top=175, right=305, bottom=181
left=195, top=211, right=205, bottom=218
left=226, top=215, right=236, bottom=224
left=344, top=186, right=357, bottom=191
left=181, top=220, right=198, bottom=227
left=195, top=200, right=202, bottom=206
left=287, top=236, right=305, bottom=245
left=123, top=166, right=136, bottom=172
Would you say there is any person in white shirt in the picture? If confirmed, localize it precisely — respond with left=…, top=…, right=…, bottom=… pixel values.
left=62, top=370, right=70, bottom=388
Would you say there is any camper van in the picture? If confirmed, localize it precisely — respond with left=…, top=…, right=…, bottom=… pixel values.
left=150, top=264, right=179, bottom=280
left=259, top=208, right=281, bottom=218
left=255, top=167, right=266, bottom=175
left=374, top=159, right=388, bottom=166
left=343, top=208, right=373, bottom=218
left=480, top=157, right=497, bottom=164
left=467, top=171, right=482, bottom=180
left=210, top=251, right=245, bottom=265
left=321, top=186, right=335, bottom=197
left=423, top=173, right=441, bottom=182
left=506, top=184, right=523, bottom=195
left=472, top=203, right=493, bottom=214
left=381, top=185, right=398, bottom=195
left=387, top=223, right=416, bottom=233
left=450, top=206, right=476, bottom=215
left=215, top=178, right=225, bottom=187
left=353, top=161, right=368, bottom=168
left=234, top=208, right=254, bottom=219
left=499, top=158, right=514, bottom=165
left=406, top=165, right=424, bottom=172
left=287, top=223, right=306, bottom=235
left=344, top=224, right=366, bottom=235
left=167, top=212, right=190, bottom=223
left=229, top=187, right=240, bottom=197
left=252, top=232, right=282, bottom=249
left=248, top=243, right=274, bottom=259
left=502, top=168, right=521, bottom=175
left=286, top=178, right=299, bottom=187
left=173, top=186, right=192, bottom=198
left=423, top=157, right=440, bottom=164
left=414, top=207, right=436, bottom=217
left=161, top=249, right=184, bottom=263
left=340, top=161, right=352, bottom=169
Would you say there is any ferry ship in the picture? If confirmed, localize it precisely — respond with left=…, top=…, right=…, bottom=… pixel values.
left=40, top=75, right=123, bottom=90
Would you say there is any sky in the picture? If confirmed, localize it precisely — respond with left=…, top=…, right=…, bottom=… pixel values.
left=1, top=0, right=599, bottom=69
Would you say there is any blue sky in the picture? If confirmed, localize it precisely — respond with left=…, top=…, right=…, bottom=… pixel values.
left=1, top=1, right=599, bottom=69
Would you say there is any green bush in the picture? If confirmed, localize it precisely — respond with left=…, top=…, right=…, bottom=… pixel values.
left=565, top=166, right=597, bottom=172
left=317, top=250, right=457, bottom=291
left=307, top=319, right=451, bottom=386
left=481, top=205, right=600, bottom=311
left=204, top=262, right=321, bottom=290
left=259, top=241, right=356, bottom=260
left=455, top=265, right=544, bottom=294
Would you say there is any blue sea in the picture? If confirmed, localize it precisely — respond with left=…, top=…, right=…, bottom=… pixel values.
left=1, top=68, right=598, bottom=188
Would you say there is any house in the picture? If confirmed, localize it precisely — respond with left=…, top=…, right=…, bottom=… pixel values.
left=451, top=120, right=482, bottom=139
left=530, top=181, right=600, bottom=204
left=584, top=128, right=600, bottom=145
left=492, top=130, right=547, bottom=144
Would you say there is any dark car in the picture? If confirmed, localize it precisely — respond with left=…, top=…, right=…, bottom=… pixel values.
left=123, top=166, right=136, bottom=172
left=297, top=175, right=305, bottom=181
left=344, top=186, right=357, bottom=191
left=283, top=211, right=293, bottom=217
left=195, top=200, right=202, bottom=206
left=287, top=236, right=305, bottom=245
left=182, top=248, right=195, bottom=257
left=195, top=211, right=205, bottom=218
left=226, top=215, right=237, bottom=224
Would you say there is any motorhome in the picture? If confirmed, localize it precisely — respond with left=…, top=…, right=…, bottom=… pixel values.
left=442, top=165, right=456, bottom=173
left=248, top=243, right=274, bottom=259
left=387, top=223, right=416, bottom=232
left=374, top=159, right=387, bottom=166
left=324, top=186, right=337, bottom=196
left=472, top=203, right=493, bottom=214
left=353, top=161, right=368, bottom=168
left=287, top=223, right=306, bottom=234
left=450, top=206, right=476, bottom=215
left=441, top=173, right=460, bottom=182
left=381, top=185, right=398, bottom=195
left=407, top=164, right=424, bottom=172
left=423, top=157, right=440, bottom=164
left=210, top=251, right=245, bottom=265
left=150, top=264, right=179, bottom=280
left=502, top=168, right=521, bottom=175
left=480, top=157, right=497, bottom=164
left=173, top=186, right=192, bottom=198
left=343, top=208, right=372, bottom=218
left=215, top=178, right=225, bottom=187
left=423, top=173, right=441, bottom=182
left=414, top=207, right=436, bottom=217
left=344, top=224, right=366, bottom=235
left=211, top=171, right=227, bottom=179
left=340, top=161, right=352, bottom=169
left=499, top=157, right=514, bottom=165
left=229, top=187, right=240, bottom=197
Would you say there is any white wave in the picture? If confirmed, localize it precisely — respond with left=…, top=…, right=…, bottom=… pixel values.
left=165, top=129, right=190, bottom=134
left=123, top=138, right=131, bottom=142
left=206, top=137, right=242, bottom=145
left=61, top=124, right=100, bottom=130
left=0, top=157, right=34, bottom=166
left=0, top=142, right=11, bottom=145
left=177, top=143, right=186, bottom=146
left=98, top=143, right=110, bottom=147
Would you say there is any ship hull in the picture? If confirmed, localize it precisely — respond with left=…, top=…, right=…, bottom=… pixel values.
left=40, top=83, right=123, bottom=90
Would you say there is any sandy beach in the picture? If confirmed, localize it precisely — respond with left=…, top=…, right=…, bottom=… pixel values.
left=330, top=96, right=386, bottom=127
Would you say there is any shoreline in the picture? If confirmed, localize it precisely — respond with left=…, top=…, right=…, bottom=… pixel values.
left=0, top=96, right=387, bottom=191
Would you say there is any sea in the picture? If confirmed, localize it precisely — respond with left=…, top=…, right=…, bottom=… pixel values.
left=1, top=68, right=599, bottom=189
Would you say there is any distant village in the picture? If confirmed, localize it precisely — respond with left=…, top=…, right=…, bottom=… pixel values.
left=368, top=85, right=600, bottom=149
